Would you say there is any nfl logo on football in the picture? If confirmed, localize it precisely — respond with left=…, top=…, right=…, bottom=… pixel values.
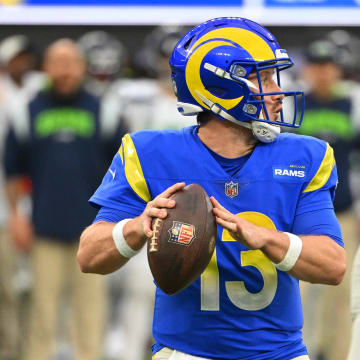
left=225, top=181, right=238, bottom=198
left=168, top=221, right=195, bottom=246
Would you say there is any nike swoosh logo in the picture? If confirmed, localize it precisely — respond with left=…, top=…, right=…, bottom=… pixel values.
left=109, top=168, right=116, bottom=180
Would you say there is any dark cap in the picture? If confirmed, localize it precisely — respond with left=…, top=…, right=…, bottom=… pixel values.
left=305, top=39, right=338, bottom=64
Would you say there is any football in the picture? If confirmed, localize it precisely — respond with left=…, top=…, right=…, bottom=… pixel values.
left=147, top=183, right=217, bottom=295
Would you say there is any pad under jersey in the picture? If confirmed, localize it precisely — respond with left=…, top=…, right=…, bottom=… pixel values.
left=90, top=125, right=340, bottom=360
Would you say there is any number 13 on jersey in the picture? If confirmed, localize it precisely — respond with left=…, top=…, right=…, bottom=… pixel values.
left=201, top=212, right=278, bottom=311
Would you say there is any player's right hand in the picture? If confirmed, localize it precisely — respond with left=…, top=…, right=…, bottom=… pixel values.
left=140, top=182, right=186, bottom=238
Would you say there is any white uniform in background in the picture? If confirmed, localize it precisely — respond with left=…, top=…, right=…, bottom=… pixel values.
left=0, top=70, right=46, bottom=272
left=102, top=77, right=196, bottom=360
left=347, top=244, right=360, bottom=360
left=0, top=70, right=46, bottom=360
left=299, top=78, right=360, bottom=360
left=105, top=78, right=196, bottom=132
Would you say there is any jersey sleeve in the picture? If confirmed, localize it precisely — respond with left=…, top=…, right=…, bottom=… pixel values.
left=293, top=142, right=343, bottom=244
left=292, top=208, right=343, bottom=247
left=89, top=134, right=152, bottom=216
left=93, top=207, right=136, bottom=223
left=296, top=142, right=338, bottom=216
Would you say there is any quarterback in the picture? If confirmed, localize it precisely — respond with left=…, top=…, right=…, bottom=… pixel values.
left=78, top=18, right=346, bottom=360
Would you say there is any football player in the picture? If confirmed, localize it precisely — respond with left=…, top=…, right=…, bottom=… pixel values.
left=78, top=17, right=345, bottom=360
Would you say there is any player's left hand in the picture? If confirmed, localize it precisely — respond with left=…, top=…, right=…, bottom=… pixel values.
left=210, top=196, right=270, bottom=250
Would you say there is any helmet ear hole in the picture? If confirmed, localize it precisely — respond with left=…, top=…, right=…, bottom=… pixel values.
left=205, top=86, right=227, bottom=97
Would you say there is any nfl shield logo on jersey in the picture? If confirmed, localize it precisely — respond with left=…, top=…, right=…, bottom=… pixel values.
left=225, top=181, right=238, bottom=198
left=168, top=221, right=195, bottom=246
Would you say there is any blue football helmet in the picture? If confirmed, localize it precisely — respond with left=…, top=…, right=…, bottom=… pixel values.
left=169, top=17, right=305, bottom=142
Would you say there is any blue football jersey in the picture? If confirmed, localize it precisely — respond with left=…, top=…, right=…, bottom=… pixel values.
left=90, top=125, right=339, bottom=360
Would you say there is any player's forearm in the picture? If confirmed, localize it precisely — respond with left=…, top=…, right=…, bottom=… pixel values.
left=77, top=221, right=126, bottom=274
left=77, top=218, right=147, bottom=275
left=262, top=233, right=346, bottom=285
left=289, top=235, right=346, bottom=284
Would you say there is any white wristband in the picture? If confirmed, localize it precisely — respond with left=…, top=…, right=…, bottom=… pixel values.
left=112, top=219, right=139, bottom=258
left=272, top=232, right=302, bottom=272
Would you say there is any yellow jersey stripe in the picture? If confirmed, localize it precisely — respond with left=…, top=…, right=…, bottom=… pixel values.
left=303, top=143, right=335, bottom=193
left=122, top=134, right=151, bottom=202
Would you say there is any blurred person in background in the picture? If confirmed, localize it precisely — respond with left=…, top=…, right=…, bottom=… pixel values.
left=297, top=37, right=360, bottom=360
left=332, top=30, right=360, bottom=360
left=100, top=26, right=197, bottom=360
left=78, top=30, right=128, bottom=98
left=348, top=241, right=360, bottom=359
left=105, top=25, right=196, bottom=133
left=0, top=34, right=45, bottom=360
left=0, top=34, right=45, bottom=103
left=4, top=38, right=127, bottom=360
left=78, top=30, right=131, bottom=360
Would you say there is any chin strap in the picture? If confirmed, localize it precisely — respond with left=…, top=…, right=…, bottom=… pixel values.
left=194, top=90, right=280, bottom=143
left=251, top=122, right=280, bottom=143
left=195, top=90, right=250, bottom=128
left=253, top=108, right=281, bottom=143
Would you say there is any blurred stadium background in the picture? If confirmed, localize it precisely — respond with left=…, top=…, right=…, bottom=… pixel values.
left=2, top=1, right=360, bottom=360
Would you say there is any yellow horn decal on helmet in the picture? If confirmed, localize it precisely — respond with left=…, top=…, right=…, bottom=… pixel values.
left=186, top=40, right=243, bottom=110
left=189, top=27, right=274, bottom=61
